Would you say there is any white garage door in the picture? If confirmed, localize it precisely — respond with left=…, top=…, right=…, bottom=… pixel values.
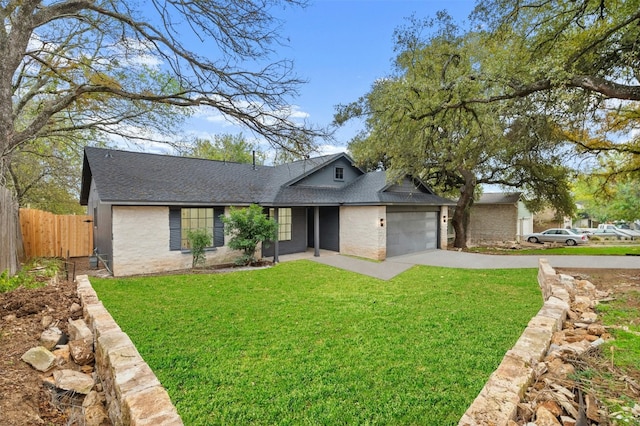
left=386, top=210, right=438, bottom=257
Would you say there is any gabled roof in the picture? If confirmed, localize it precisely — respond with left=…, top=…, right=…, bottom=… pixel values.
left=477, top=192, right=522, bottom=205
left=276, top=152, right=363, bottom=187
left=80, top=146, right=454, bottom=207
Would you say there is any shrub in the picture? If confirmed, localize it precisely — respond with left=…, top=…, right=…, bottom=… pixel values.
left=221, top=204, right=277, bottom=265
left=0, top=258, right=61, bottom=293
left=186, top=229, right=212, bottom=268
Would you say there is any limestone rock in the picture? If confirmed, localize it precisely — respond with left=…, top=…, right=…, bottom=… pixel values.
left=68, top=318, right=93, bottom=344
left=562, top=340, right=591, bottom=355
left=22, top=346, right=56, bottom=372
left=539, top=399, right=563, bottom=417
left=547, top=358, right=575, bottom=379
left=575, top=279, right=596, bottom=294
left=560, top=415, right=577, bottom=426
left=83, top=391, right=110, bottom=426
left=587, top=323, right=606, bottom=336
left=70, top=302, right=82, bottom=313
left=40, top=326, right=63, bottom=350
left=566, top=309, right=579, bottom=320
left=53, top=370, right=95, bottom=394
left=585, top=393, right=600, bottom=422
left=41, top=315, right=53, bottom=328
left=580, top=312, right=597, bottom=323
left=52, top=345, right=70, bottom=366
left=69, top=339, right=95, bottom=365
left=536, top=406, right=562, bottom=426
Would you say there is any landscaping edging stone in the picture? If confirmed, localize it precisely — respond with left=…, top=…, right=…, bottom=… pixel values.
left=76, top=275, right=183, bottom=426
left=458, top=259, right=603, bottom=426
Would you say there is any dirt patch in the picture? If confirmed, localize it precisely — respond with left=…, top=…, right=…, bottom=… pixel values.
left=0, top=277, right=82, bottom=426
left=556, top=268, right=640, bottom=294
left=0, top=260, right=638, bottom=425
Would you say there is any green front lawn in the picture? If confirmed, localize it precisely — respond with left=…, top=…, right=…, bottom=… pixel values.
left=91, top=262, right=541, bottom=425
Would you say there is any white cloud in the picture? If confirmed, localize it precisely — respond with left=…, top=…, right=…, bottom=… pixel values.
left=316, top=143, right=346, bottom=156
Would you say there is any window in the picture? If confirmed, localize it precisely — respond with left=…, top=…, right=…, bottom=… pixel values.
left=270, top=208, right=292, bottom=241
left=180, top=208, right=214, bottom=249
left=334, top=166, right=344, bottom=181
left=169, top=207, right=224, bottom=250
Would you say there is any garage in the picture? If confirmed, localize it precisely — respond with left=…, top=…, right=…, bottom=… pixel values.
left=386, top=207, right=439, bottom=257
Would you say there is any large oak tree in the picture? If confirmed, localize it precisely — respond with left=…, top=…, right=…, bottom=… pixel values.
left=469, top=0, right=640, bottom=177
left=335, top=15, right=575, bottom=248
left=1, top=0, right=325, bottom=189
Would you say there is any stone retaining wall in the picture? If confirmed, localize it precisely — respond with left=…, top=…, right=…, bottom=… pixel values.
left=76, top=275, right=183, bottom=426
left=458, top=259, right=574, bottom=426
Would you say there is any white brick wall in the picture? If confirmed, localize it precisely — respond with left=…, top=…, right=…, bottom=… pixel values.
left=340, top=206, right=386, bottom=260
left=112, top=206, right=238, bottom=277
left=440, top=207, right=449, bottom=250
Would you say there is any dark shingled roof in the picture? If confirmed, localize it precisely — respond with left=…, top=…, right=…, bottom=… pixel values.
left=80, top=146, right=454, bottom=207
left=477, top=192, right=522, bottom=205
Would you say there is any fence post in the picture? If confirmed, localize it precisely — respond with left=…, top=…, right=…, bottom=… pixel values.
left=0, top=186, right=23, bottom=275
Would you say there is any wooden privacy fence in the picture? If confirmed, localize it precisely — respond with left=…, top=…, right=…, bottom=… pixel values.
left=1, top=186, right=23, bottom=274
left=20, top=208, right=93, bottom=258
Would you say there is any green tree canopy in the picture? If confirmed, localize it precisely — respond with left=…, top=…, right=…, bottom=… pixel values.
left=336, top=15, right=575, bottom=247
left=181, top=134, right=266, bottom=165
left=468, top=0, right=639, bottom=179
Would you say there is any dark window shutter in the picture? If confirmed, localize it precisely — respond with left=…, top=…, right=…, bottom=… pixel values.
left=169, top=208, right=181, bottom=250
left=214, top=207, right=225, bottom=247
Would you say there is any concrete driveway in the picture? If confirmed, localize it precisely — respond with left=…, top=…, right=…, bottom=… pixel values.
left=309, top=249, right=640, bottom=280
left=390, top=249, right=640, bottom=269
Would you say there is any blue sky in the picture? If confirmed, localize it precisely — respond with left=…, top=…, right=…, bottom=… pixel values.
left=183, top=0, right=477, bottom=159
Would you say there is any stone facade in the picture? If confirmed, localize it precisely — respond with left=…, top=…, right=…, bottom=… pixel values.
left=468, top=204, right=520, bottom=244
left=339, top=206, right=386, bottom=260
left=111, top=206, right=239, bottom=277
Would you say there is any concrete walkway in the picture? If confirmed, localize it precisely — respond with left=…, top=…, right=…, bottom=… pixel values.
left=306, top=249, right=640, bottom=280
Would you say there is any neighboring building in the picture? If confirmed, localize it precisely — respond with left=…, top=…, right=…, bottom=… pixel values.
left=80, top=147, right=454, bottom=276
left=534, top=207, right=573, bottom=232
left=467, top=192, right=534, bottom=244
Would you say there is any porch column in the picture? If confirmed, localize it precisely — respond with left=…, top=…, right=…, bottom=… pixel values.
left=314, top=206, right=320, bottom=257
left=273, top=208, right=279, bottom=263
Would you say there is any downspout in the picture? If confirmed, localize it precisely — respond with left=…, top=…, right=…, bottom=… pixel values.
left=273, top=208, right=279, bottom=263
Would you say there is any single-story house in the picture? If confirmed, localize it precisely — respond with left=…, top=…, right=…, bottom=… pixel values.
left=80, top=147, right=455, bottom=276
left=467, top=192, right=534, bottom=244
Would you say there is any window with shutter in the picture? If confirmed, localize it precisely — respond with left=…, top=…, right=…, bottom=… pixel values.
left=169, top=207, right=225, bottom=250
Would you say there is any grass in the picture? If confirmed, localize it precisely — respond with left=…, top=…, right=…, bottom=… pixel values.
left=91, top=261, right=541, bottom=425
left=468, top=245, right=640, bottom=256
left=597, top=290, right=640, bottom=369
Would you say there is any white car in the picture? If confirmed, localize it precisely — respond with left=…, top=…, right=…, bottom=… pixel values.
left=525, top=228, right=589, bottom=246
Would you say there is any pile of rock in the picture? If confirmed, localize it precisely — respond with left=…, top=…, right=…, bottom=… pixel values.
left=21, top=312, right=110, bottom=425
left=516, top=274, right=612, bottom=425
left=459, top=260, right=627, bottom=426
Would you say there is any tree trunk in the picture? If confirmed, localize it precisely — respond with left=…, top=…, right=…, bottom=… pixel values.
left=451, top=170, right=477, bottom=249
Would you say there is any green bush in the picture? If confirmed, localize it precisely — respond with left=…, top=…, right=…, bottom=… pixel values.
left=221, top=204, right=277, bottom=265
left=186, top=229, right=212, bottom=268
left=0, top=258, right=61, bottom=293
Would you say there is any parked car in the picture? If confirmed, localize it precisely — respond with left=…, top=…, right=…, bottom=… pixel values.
left=571, top=228, right=593, bottom=236
left=525, top=228, right=589, bottom=246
